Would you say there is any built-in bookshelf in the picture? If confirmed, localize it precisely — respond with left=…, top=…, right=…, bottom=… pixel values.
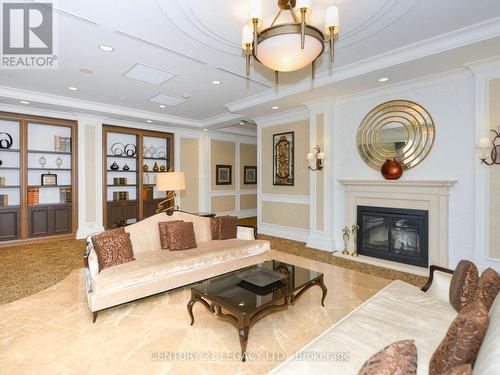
left=102, top=125, right=173, bottom=229
left=0, top=112, right=77, bottom=244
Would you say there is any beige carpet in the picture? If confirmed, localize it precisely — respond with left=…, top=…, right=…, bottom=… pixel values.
left=0, top=217, right=426, bottom=305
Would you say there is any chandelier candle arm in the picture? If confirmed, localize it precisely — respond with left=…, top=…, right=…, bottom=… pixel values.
left=329, top=27, right=335, bottom=62
left=241, top=25, right=254, bottom=76
left=296, top=0, right=311, bottom=50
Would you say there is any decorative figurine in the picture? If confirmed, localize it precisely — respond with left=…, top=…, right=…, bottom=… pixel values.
left=38, top=156, right=47, bottom=168
left=110, top=162, right=119, bottom=171
left=342, top=226, right=350, bottom=255
left=152, top=162, right=159, bottom=172
left=159, top=165, right=166, bottom=172
left=55, top=157, right=63, bottom=169
left=143, top=164, right=149, bottom=172
left=123, top=164, right=130, bottom=171
left=350, top=224, right=360, bottom=257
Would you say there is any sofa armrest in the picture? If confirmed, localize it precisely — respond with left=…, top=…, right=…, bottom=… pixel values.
left=421, top=265, right=454, bottom=303
left=237, top=225, right=256, bottom=240
left=83, top=236, right=100, bottom=294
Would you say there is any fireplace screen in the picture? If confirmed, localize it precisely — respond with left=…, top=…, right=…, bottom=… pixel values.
left=357, top=206, right=428, bottom=268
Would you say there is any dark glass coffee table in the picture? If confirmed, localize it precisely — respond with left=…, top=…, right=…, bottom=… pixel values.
left=187, top=260, right=327, bottom=361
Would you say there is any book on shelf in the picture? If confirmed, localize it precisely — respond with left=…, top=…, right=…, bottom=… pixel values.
left=59, top=187, right=72, bottom=204
left=54, top=136, right=71, bottom=152
left=0, top=177, right=5, bottom=186
left=113, top=191, right=129, bottom=201
left=113, top=177, right=127, bottom=185
left=0, top=194, right=8, bottom=207
left=142, top=186, right=153, bottom=201
left=27, top=187, right=39, bottom=205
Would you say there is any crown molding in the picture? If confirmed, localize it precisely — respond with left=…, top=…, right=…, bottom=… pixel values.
left=464, top=55, right=500, bottom=75
left=0, top=85, right=203, bottom=127
left=203, top=111, right=244, bottom=127
left=253, top=107, right=309, bottom=128
left=225, top=16, right=500, bottom=113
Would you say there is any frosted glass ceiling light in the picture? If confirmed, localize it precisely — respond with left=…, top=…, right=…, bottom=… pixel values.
left=241, top=0, right=340, bottom=84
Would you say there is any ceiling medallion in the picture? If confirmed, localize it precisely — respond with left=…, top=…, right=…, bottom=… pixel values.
left=241, top=0, right=340, bottom=84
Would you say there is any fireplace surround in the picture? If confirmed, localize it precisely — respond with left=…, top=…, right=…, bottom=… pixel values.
left=357, top=206, right=429, bottom=268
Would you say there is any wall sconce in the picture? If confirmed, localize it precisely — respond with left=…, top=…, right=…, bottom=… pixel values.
left=477, top=129, right=500, bottom=166
left=306, top=145, right=325, bottom=171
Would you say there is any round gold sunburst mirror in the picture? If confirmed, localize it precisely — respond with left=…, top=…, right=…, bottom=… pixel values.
left=356, top=100, right=435, bottom=171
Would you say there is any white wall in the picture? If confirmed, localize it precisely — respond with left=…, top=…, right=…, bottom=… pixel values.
left=333, top=72, right=476, bottom=269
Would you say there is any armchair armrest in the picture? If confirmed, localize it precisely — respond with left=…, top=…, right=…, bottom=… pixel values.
left=237, top=225, right=257, bottom=240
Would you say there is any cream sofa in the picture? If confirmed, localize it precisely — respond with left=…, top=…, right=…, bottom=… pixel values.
left=84, top=211, right=270, bottom=322
left=270, top=267, right=500, bottom=375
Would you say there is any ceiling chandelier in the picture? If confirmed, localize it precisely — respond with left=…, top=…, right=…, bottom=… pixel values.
left=241, top=0, right=340, bottom=84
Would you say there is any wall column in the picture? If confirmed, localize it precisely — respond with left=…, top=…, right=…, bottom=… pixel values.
left=306, top=98, right=338, bottom=251
left=76, top=115, right=104, bottom=239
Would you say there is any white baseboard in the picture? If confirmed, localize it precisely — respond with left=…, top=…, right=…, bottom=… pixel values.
left=259, top=223, right=309, bottom=242
left=238, top=209, right=257, bottom=218
left=76, top=224, right=105, bottom=239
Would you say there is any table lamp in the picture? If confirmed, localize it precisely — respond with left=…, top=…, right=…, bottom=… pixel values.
left=155, top=171, right=186, bottom=214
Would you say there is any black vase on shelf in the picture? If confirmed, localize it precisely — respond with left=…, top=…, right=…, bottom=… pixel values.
left=110, top=162, right=119, bottom=171
left=123, top=164, right=130, bottom=171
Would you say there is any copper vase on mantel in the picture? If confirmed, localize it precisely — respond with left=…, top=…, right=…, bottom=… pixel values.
left=381, top=159, right=403, bottom=180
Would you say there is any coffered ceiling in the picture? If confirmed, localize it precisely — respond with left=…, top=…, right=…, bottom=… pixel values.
left=1, top=0, right=500, bottom=133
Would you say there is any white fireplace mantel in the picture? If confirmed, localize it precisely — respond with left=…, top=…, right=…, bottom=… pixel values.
left=338, top=179, right=457, bottom=274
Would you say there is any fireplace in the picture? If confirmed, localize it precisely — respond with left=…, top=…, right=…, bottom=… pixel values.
left=357, top=206, right=429, bottom=268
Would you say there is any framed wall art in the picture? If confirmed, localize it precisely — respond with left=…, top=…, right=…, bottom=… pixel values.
left=244, top=166, right=257, bottom=184
left=273, top=132, right=294, bottom=186
left=216, top=164, right=232, bottom=185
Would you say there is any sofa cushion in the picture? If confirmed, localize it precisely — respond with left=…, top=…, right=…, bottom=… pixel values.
left=429, top=301, right=489, bottom=375
left=441, top=365, right=472, bottom=375
left=92, top=228, right=135, bottom=271
left=93, top=239, right=270, bottom=293
left=125, top=213, right=168, bottom=254
left=474, top=294, right=500, bottom=375
left=449, top=260, right=479, bottom=312
left=473, top=268, right=500, bottom=311
left=158, top=220, right=182, bottom=250
left=164, top=221, right=197, bottom=251
left=358, top=339, right=417, bottom=375
left=270, top=280, right=457, bottom=375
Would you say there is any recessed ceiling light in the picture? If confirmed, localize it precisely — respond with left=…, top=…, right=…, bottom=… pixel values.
left=20, top=100, right=30, bottom=104
left=99, top=44, right=114, bottom=52
left=146, top=120, right=153, bottom=123
left=159, top=104, right=166, bottom=108
left=378, top=77, right=389, bottom=82
left=67, top=86, right=78, bottom=91
left=182, top=94, right=191, bottom=99
left=239, top=121, right=246, bottom=125
left=79, top=68, right=93, bottom=74
left=203, top=128, right=208, bottom=132
left=272, top=106, right=279, bottom=110
left=211, top=80, right=221, bottom=85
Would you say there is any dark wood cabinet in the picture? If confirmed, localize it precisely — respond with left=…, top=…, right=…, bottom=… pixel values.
left=28, top=204, right=72, bottom=238
left=106, top=200, right=138, bottom=228
left=0, top=207, right=20, bottom=241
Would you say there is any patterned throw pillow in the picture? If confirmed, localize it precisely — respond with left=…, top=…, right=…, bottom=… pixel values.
left=449, top=260, right=479, bottom=312
left=164, top=221, right=197, bottom=251
left=441, top=364, right=472, bottom=375
left=474, top=268, right=500, bottom=311
left=210, top=216, right=238, bottom=240
left=92, top=228, right=135, bottom=271
left=429, top=301, right=489, bottom=375
left=158, top=221, right=183, bottom=250
left=358, top=340, right=417, bottom=375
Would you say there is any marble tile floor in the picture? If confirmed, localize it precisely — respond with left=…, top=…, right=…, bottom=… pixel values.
left=0, top=250, right=391, bottom=375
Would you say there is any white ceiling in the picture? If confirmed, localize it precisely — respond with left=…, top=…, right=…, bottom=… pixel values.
left=1, top=0, right=500, bottom=134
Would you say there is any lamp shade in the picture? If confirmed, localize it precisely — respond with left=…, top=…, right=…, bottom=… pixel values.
left=156, top=172, right=186, bottom=192
left=248, top=0, right=262, bottom=20
left=241, top=25, right=253, bottom=49
left=317, top=152, right=326, bottom=160
left=296, top=0, right=311, bottom=9
left=306, top=152, right=314, bottom=161
left=324, top=6, right=340, bottom=33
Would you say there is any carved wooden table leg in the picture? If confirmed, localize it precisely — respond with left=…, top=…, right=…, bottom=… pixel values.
left=187, top=290, right=214, bottom=326
left=238, top=317, right=250, bottom=362
left=318, top=274, right=328, bottom=307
